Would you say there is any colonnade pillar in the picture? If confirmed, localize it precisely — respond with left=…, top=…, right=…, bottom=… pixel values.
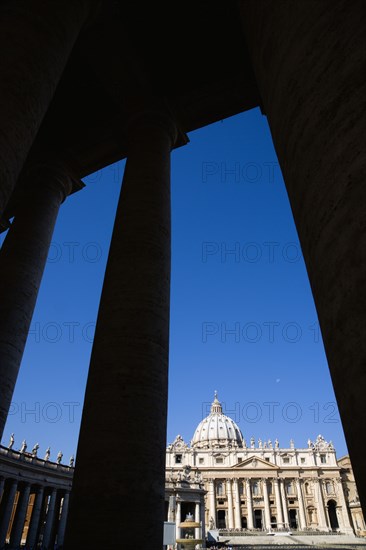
left=64, top=111, right=179, bottom=549
left=245, top=480, right=254, bottom=529
left=238, top=0, right=366, bottom=512
left=26, top=486, right=44, bottom=550
left=57, top=491, right=70, bottom=547
left=0, top=480, right=18, bottom=546
left=42, top=488, right=58, bottom=548
left=9, top=483, right=31, bottom=548
left=0, top=162, right=80, bottom=439
left=0, top=0, right=98, bottom=219
left=233, top=478, right=241, bottom=528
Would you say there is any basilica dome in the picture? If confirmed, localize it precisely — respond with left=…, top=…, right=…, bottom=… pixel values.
left=191, top=392, right=244, bottom=449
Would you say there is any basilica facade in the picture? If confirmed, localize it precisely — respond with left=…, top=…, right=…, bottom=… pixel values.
left=165, top=393, right=365, bottom=542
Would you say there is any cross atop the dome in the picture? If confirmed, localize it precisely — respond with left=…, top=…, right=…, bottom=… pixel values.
left=214, top=390, right=218, bottom=400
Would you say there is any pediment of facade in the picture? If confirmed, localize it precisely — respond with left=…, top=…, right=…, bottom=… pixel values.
left=232, top=456, right=279, bottom=469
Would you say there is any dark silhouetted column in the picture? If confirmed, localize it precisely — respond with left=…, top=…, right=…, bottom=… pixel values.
left=0, top=162, right=81, bottom=439
left=42, top=489, right=58, bottom=549
left=9, top=483, right=31, bottom=548
left=56, top=492, right=70, bottom=547
left=0, top=0, right=97, bottom=218
left=26, top=486, right=44, bottom=550
left=0, top=480, right=18, bottom=546
left=238, top=0, right=366, bottom=514
left=64, top=111, right=177, bottom=549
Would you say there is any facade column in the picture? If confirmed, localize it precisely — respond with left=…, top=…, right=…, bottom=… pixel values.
left=280, top=479, right=289, bottom=528
left=0, top=0, right=97, bottom=219
left=195, top=502, right=201, bottom=540
left=63, top=111, right=180, bottom=549
left=42, top=488, right=58, bottom=548
left=262, top=478, right=271, bottom=530
left=226, top=479, right=234, bottom=529
left=176, top=499, right=181, bottom=541
left=245, top=479, right=254, bottom=529
left=9, top=483, right=31, bottom=548
left=208, top=479, right=216, bottom=529
left=56, top=491, right=70, bottom=547
left=200, top=501, right=206, bottom=543
left=0, top=480, right=18, bottom=546
left=295, top=478, right=307, bottom=530
left=26, top=486, right=44, bottom=550
left=336, top=477, right=353, bottom=533
left=274, top=478, right=284, bottom=528
left=315, top=479, right=328, bottom=530
left=0, top=162, right=80, bottom=439
left=233, top=478, right=241, bottom=528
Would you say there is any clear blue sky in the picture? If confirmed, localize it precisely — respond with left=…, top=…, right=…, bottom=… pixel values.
left=1, top=107, right=348, bottom=463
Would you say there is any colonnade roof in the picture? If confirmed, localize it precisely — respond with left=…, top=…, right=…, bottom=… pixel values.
left=28, top=1, right=260, bottom=178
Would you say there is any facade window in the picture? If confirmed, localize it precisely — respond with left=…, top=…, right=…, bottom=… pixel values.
left=283, top=457, right=290, bottom=464
left=305, top=482, right=310, bottom=494
left=301, top=457, right=305, bottom=464
left=175, top=454, right=182, bottom=464
left=239, top=482, right=244, bottom=496
left=286, top=481, right=294, bottom=495
left=216, top=457, right=223, bottom=464
left=252, top=481, right=260, bottom=496
left=265, top=457, right=270, bottom=462
left=268, top=481, right=273, bottom=494
left=325, top=481, right=333, bottom=495
left=320, top=454, right=327, bottom=464
left=217, top=482, right=224, bottom=496
left=199, top=458, right=204, bottom=464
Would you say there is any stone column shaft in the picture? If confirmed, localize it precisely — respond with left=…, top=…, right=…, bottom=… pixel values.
left=274, top=479, right=284, bottom=528
left=0, top=163, right=76, bottom=439
left=280, top=480, right=289, bottom=528
left=245, top=480, right=254, bottom=530
left=208, top=479, right=216, bottom=528
left=0, top=0, right=95, bottom=218
left=0, top=477, right=4, bottom=502
left=336, top=478, right=353, bottom=532
left=176, top=500, right=181, bottom=541
left=195, top=501, right=200, bottom=539
left=26, top=486, right=44, bottom=550
left=262, top=479, right=271, bottom=529
left=226, top=479, right=234, bottom=529
left=0, top=480, right=18, bottom=545
left=56, top=492, right=70, bottom=547
left=42, top=489, right=58, bottom=548
left=9, top=483, right=31, bottom=547
left=296, top=479, right=306, bottom=530
left=238, top=1, right=366, bottom=512
left=233, top=478, right=241, bottom=528
left=64, top=112, right=178, bottom=549
left=315, top=479, right=328, bottom=529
